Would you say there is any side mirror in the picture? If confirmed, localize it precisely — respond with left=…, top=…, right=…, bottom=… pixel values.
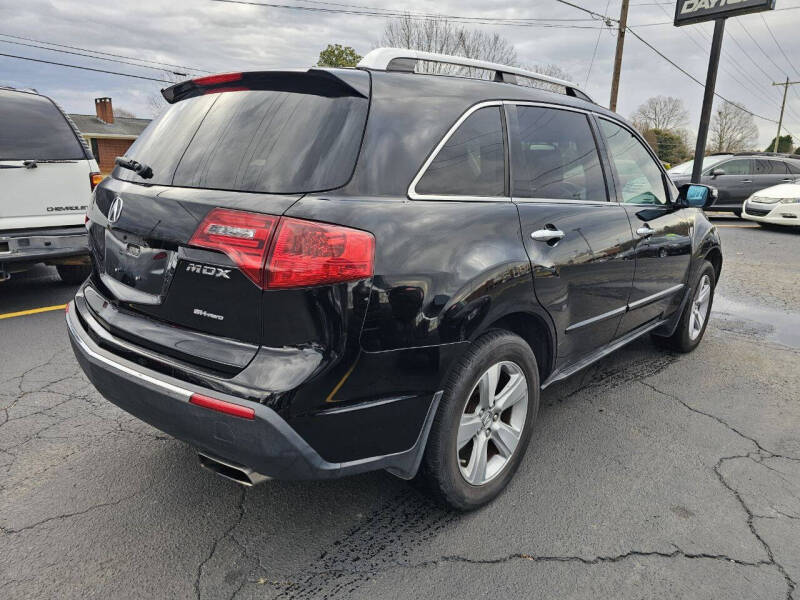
left=677, top=183, right=717, bottom=209
left=710, top=168, right=725, bottom=177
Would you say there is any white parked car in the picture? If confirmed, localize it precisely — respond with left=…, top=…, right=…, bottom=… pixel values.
left=742, top=183, right=800, bottom=227
left=1, top=86, right=101, bottom=283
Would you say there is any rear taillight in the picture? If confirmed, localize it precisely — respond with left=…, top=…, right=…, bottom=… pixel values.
left=189, top=210, right=374, bottom=289
left=189, top=208, right=278, bottom=287
left=267, top=218, right=374, bottom=289
left=89, top=172, right=103, bottom=191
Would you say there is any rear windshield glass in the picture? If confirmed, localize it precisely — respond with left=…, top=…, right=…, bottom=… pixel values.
left=115, top=89, right=369, bottom=194
left=0, top=90, right=86, bottom=160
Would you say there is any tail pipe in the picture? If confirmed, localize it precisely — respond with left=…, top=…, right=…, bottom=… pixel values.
left=198, top=453, right=270, bottom=487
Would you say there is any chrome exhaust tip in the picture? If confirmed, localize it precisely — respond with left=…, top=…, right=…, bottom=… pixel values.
left=198, top=453, right=270, bottom=487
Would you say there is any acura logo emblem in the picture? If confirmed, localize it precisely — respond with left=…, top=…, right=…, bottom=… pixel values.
left=108, top=196, right=124, bottom=224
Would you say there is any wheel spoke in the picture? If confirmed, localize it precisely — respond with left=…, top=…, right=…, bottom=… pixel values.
left=465, top=433, right=488, bottom=484
left=491, top=423, right=520, bottom=458
left=457, top=414, right=482, bottom=450
left=493, top=373, right=526, bottom=413
left=696, top=284, right=710, bottom=304
left=477, top=363, right=500, bottom=409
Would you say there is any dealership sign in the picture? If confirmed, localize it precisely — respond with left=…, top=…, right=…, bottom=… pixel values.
left=674, top=0, right=776, bottom=26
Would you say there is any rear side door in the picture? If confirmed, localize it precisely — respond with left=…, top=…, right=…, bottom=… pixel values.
left=704, top=158, right=754, bottom=208
left=753, top=159, right=796, bottom=193
left=596, top=117, right=692, bottom=335
left=0, top=90, right=93, bottom=229
left=508, top=104, right=635, bottom=368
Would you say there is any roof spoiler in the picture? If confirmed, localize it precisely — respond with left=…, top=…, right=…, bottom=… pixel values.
left=161, top=69, right=369, bottom=104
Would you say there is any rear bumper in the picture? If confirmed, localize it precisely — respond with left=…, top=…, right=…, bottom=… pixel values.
left=67, top=299, right=440, bottom=481
left=0, top=226, right=88, bottom=264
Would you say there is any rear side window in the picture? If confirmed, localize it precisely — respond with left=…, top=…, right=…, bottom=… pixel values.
left=513, top=106, right=606, bottom=201
left=116, top=90, right=368, bottom=194
left=787, top=161, right=800, bottom=174
left=756, top=159, right=789, bottom=174
left=599, top=119, right=667, bottom=205
left=0, top=90, right=85, bottom=160
left=414, top=106, right=505, bottom=197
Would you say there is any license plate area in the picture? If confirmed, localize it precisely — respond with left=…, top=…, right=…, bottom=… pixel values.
left=103, top=229, right=176, bottom=301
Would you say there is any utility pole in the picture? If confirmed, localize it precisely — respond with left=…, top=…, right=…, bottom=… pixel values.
left=609, top=0, right=629, bottom=112
left=771, top=77, right=800, bottom=152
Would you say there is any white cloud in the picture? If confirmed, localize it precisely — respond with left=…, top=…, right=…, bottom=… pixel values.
left=0, top=0, right=798, bottom=147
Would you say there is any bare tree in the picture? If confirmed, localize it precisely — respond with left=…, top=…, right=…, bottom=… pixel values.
left=709, top=101, right=759, bottom=153
left=147, top=71, right=188, bottom=117
left=381, top=15, right=517, bottom=77
left=631, top=96, right=689, bottom=132
left=113, top=107, right=137, bottom=118
left=380, top=15, right=570, bottom=90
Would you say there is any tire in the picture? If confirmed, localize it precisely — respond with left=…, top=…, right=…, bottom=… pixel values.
left=654, top=261, right=715, bottom=353
left=418, top=330, right=540, bottom=511
left=56, top=264, right=91, bottom=285
left=733, top=210, right=742, bottom=218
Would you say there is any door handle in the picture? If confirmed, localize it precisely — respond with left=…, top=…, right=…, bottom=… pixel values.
left=531, top=227, right=565, bottom=243
left=636, top=225, right=654, bottom=238
left=782, top=178, right=794, bottom=182
left=740, top=179, right=752, bottom=183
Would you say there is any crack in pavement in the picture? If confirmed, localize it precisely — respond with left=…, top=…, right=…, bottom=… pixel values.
left=640, top=380, right=798, bottom=600
left=194, top=486, right=248, bottom=600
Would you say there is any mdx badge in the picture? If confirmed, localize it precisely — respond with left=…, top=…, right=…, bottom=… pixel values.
left=108, top=195, right=123, bottom=223
left=186, top=263, right=231, bottom=279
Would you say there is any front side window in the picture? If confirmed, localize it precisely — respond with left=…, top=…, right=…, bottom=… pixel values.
left=709, top=159, right=750, bottom=176
left=415, top=106, right=505, bottom=197
left=513, top=106, right=606, bottom=201
left=599, top=119, right=667, bottom=205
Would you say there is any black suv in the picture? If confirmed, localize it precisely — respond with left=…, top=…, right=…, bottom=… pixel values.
left=67, top=49, right=722, bottom=510
left=669, top=152, right=800, bottom=216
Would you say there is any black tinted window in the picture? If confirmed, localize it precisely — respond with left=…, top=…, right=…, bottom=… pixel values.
left=0, top=90, right=85, bottom=160
left=787, top=161, right=800, bottom=174
left=117, top=90, right=368, bottom=194
left=514, top=106, right=606, bottom=201
left=415, top=107, right=505, bottom=197
left=756, top=159, right=789, bottom=174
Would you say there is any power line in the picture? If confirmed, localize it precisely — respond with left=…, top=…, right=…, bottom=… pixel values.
left=759, top=14, right=800, bottom=79
left=0, top=37, right=193, bottom=76
left=0, top=32, right=211, bottom=73
left=212, top=0, right=607, bottom=27
left=0, top=52, right=172, bottom=83
left=584, top=0, right=611, bottom=87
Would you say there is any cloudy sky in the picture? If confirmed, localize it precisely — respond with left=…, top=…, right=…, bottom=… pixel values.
left=1, top=0, right=799, bottom=148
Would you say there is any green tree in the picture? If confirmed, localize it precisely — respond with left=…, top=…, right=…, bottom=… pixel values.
left=764, top=134, right=793, bottom=153
left=317, top=44, right=362, bottom=68
left=643, top=128, right=691, bottom=165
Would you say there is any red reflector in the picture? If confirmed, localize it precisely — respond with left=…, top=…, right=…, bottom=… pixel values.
left=266, top=218, right=374, bottom=289
left=193, top=72, right=243, bottom=86
left=189, top=208, right=278, bottom=287
left=190, top=393, right=255, bottom=420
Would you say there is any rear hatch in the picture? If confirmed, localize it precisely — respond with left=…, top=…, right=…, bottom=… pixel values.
left=86, top=69, right=371, bottom=368
left=0, top=89, right=95, bottom=229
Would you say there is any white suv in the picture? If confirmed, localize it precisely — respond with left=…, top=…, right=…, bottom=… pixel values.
left=0, top=87, right=101, bottom=283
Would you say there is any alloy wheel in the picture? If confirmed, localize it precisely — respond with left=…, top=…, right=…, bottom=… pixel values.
left=689, top=274, right=712, bottom=341
left=457, top=361, right=528, bottom=486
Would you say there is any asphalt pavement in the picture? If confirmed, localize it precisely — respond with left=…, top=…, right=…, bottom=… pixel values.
left=1, top=216, right=799, bottom=600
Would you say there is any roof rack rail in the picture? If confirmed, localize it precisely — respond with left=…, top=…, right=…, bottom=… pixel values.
left=357, top=48, right=593, bottom=103
left=733, top=151, right=797, bottom=158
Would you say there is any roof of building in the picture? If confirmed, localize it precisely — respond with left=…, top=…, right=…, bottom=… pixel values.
left=68, top=114, right=150, bottom=138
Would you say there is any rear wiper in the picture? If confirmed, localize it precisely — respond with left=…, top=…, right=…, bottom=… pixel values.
left=115, top=156, right=153, bottom=179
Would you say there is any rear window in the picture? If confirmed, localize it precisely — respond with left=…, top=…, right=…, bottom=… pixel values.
left=0, top=90, right=86, bottom=160
left=115, top=89, right=369, bottom=194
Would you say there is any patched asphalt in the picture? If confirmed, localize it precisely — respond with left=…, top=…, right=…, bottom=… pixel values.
left=1, top=216, right=798, bottom=600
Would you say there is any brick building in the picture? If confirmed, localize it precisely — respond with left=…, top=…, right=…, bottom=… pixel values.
left=69, top=98, right=150, bottom=173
